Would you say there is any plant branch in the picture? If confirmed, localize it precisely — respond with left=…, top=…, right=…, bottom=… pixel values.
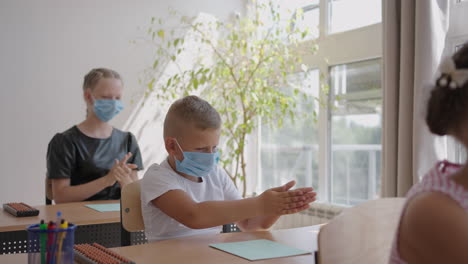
left=223, top=168, right=237, bottom=187
left=190, top=25, right=244, bottom=95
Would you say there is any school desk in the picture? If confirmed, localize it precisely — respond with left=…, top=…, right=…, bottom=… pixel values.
left=0, top=225, right=320, bottom=263
left=0, top=200, right=121, bottom=254
left=115, top=225, right=319, bottom=264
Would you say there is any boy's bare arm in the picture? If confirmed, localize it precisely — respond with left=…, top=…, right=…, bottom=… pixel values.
left=236, top=196, right=315, bottom=231
left=235, top=181, right=317, bottom=231
left=151, top=187, right=315, bottom=229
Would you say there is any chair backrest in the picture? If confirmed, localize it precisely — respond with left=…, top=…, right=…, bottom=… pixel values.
left=121, top=180, right=145, bottom=232
left=317, top=198, right=406, bottom=264
left=45, top=178, right=53, bottom=205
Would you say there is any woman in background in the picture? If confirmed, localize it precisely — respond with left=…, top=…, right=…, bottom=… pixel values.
left=46, top=68, right=143, bottom=203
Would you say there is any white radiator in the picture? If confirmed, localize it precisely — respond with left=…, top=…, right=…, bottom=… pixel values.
left=272, top=202, right=345, bottom=230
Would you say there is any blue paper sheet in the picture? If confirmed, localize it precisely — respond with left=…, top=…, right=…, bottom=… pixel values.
left=209, top=239, right=311, bottom=260
left=85, top=203, right=120, bottom=212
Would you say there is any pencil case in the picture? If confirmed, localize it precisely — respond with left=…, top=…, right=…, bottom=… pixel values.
left=3, top=202, right=40, bottom=217
left=74, top=243, right=135, bottom=264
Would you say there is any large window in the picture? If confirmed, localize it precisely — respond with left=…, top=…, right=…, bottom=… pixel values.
left=277, top=0, right=320, bottom=39
left=328, top=0, right=382, bottom=34
left=329, top=59, right=382, bottom=205
left=260, top=70, right=320, bottom=192
left=259, top=0, right=382, bottom=206
left=295, top=1, right=320, bottom=39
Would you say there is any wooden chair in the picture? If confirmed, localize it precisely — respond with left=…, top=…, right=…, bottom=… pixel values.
left=45, top=178, right=54, bottom=205
left=317, top=198, right=406, bottom=264
left=120, top=180, right=146, bottom=246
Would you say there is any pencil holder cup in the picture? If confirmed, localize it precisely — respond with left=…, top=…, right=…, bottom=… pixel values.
left=27, top=223, right=77, bottom=264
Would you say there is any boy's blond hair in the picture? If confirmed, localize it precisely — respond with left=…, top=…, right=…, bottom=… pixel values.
left=163, top=96, right=221, bottom=138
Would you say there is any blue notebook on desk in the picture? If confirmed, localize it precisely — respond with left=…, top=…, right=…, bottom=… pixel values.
left=85, top=203, right=120, bottom=212
left=209, top=239, right=311, bottom=261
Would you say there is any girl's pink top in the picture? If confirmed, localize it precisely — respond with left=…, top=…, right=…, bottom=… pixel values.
left=389, top=160, right=467, bottom=264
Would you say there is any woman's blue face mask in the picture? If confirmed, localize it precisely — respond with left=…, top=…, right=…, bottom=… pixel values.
left=93, top=98, right=124, bottom=122
left=174, top=140, right=219, bottom=178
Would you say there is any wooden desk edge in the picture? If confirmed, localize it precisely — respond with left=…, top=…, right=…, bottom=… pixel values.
left=0, top=200, right=120, bottom=232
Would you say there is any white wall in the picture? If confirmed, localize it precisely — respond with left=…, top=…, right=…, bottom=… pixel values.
left=0, top=0, right=244, bottom=205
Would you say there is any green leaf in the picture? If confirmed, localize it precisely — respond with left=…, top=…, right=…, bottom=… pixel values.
left=153, top=60, right=159, bottom=69
left=157, top=29, right=165, bottom=39
left=147, top=78, right=155, bottom=91
left=252, top=93, right=259, bottom=102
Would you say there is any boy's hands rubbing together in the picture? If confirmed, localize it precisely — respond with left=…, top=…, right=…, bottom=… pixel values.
left=258, top=180, right=317, bottom=215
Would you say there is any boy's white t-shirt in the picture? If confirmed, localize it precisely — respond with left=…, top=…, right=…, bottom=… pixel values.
left=140, top=159, right=242, bottom=242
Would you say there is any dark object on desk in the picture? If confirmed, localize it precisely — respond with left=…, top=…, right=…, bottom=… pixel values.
left=3, top=203, right=40, bottom=217
left=222, top=223, right=241, bottom=233
left=74, top=243, right=135, bottom=264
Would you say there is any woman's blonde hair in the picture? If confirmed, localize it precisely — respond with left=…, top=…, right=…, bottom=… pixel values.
left=83, top=68, right=122, bottom=91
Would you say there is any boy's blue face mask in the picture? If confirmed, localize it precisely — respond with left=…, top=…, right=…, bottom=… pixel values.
left=174, top=140, right=220, bottom=178
left=93, top=99, right=124, bottom=122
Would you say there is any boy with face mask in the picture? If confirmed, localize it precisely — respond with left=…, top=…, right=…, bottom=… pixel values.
left=141, top=95, right=316, bottom=242
left=46, top=68, right=143, bottom=203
